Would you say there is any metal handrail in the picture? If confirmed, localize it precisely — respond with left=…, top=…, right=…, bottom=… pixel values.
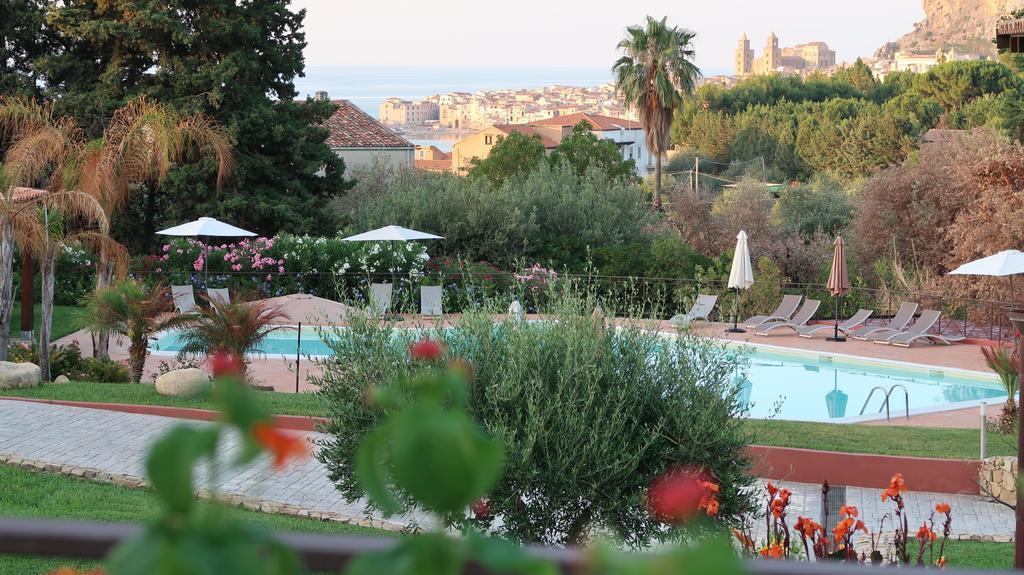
left=859, top=384, right=910, bottom=421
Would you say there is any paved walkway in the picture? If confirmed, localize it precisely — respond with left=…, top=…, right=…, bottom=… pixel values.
left=0, top=400, right=1014, bottom=540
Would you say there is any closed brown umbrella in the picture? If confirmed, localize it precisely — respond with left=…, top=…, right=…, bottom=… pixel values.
left=826, top=236, right=850, bottom=342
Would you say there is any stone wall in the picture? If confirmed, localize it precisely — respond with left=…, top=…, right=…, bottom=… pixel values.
left=979, top=456, right=1017, bottom=505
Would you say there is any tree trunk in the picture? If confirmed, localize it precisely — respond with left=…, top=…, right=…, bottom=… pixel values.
left=653, top=152, right=663, bottom=211
left=38, top=250, right=55, bottom=381
left=128, top=336, right=146, bottom=384
left=0, top=218, right=15, bottom=361
left=94, top=258, right=113, bottom=359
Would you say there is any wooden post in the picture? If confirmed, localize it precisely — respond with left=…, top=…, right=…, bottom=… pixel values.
left=19, top=253, right=32, bottom=340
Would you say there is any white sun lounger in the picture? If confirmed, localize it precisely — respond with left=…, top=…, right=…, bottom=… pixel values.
left=744, top=294, right=802, bottom=328
left=207, top=287, right=230, bottom=306
left=668, top=294, right=718, bottom=327
left=850, top=302, right=918, bottom=341
left=797, top=309, right=873, bottom=339
left=369, top=282, right=393, bottom=316
left=754, top=299, right=821, bottom=335
left=171, top=285, right=198, bottom=314
left=877, top=310, right=966, bottom=347
left=421, top=285, right=443, bottom=317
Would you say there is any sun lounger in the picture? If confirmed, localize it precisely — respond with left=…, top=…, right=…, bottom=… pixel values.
left=369, top=282, right=392, bottom=315
left=171, top=285, right=198, bottom=314
left=668, top=294, right=718, bottom=327
left=754, top=300, right=821, bottom=335
left=207, top=287, right=230, bottom=306
left=878, top=310, right=966, bottom=347
left=744, top=294, right=802, bottom=328
left=797, top=309, right=873, bottom=339
left=850, top=302, right=918, bottom=341
left=421, top=285, right=442, bottom=317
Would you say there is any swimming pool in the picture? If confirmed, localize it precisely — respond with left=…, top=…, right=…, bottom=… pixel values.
left=150, top=327, right=1006, bottom=423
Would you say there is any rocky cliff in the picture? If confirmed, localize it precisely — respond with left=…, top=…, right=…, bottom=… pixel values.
left=875, top=0, right=1024, bottom=58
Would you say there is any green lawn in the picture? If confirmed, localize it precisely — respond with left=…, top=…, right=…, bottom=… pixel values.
left=0, top=464, right=390, bottom=575
left=9, top=303, right=81, bottom=341
left=3, top=382, right=1015, bottom=460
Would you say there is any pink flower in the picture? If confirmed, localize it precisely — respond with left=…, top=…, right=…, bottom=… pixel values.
left=278, top=259, right=284, bottom=265
left=278, top=266, right=285, bottom=273
left=155, top=267, right=162, bottom=272
left=162, top=244, right=170, bottom=252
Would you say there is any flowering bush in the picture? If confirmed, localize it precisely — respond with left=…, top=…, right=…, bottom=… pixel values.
left=734, top=474, right=952, bottom=567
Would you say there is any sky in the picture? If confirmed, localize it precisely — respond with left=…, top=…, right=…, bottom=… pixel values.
left=290, top=0, right=926, bottom=73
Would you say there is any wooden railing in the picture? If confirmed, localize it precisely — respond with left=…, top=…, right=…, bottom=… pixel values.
left=0, top=517, right=1009, bottom=574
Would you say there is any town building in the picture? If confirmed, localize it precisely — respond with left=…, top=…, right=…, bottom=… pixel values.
left=892, top=48, right=981, bottom=73
left=378, top=97, right=440, bottom=125
left=997, top=17, right=1024, bottom=53
left=414, top=145, right=452, bottom=172
left=450, top=112, right=652, bottom=177
left=322, top=98, right=414, bottom=171
left=735, top=33, right=836, bottom=77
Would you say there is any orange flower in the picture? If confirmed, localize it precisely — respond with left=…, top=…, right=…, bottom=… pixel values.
left=766, top=481, right=779, bottom=497
left=916, top=523, right=937, bottom=542
left=732, top=528, right=755, bottom=548
left=704, top=498, right=720, bottom=517
left=795, top=516, right=822, bottom=538
left=881, top=474, right=908, bottom=501
left=935, top=502, right=951, bottom=514
left=251, top=422, right=309, bottom=470
left=936, top=556, right=947, bottom=567
left=759, top=543, right=785, bottom=559
left=840, top=505, right=859, bottom=518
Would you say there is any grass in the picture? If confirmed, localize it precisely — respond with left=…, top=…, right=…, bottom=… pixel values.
left=0, top=465, right=1013, bottom=573
left=4, top=382, right=1015, bottom=460
left=0, top=464, right=390, bottom=575
left=744, top=418, right=1017, bottom=460
left=9, top=303, right=81, bottom=341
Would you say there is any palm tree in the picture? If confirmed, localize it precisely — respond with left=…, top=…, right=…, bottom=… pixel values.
left=613, top=16, right=701, bottom=210
left=76, top=279, right=178, bottom=384
left=173, top=296, right=290, bottom=380
left=0, top=98, right=108, bottom=361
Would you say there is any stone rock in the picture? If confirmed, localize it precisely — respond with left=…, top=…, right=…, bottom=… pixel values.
left=155, top=368, right=211, bottom=397
left=53, top=375, right=70, bottom=384
left=0, top=361, right=41, bottom=390
left=980, top=456, right=1017, bottom=505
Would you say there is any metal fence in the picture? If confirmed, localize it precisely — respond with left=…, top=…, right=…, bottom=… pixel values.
left=0, top=517, right=1009, bottom=574
left=130, top=269, right=1019, bottom=342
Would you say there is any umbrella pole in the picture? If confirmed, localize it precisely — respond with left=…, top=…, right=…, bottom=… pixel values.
left=726, top=288, right=745, bottom=334
left=827, top=295, right=846, bottom=342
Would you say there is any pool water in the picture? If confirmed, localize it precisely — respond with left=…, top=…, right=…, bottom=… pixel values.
left=150, top=327, right=1006, bottom=423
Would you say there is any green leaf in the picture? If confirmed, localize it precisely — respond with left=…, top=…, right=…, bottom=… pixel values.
left=146, top=425, right=220, bottom=515
left=355, top=425, right=403, bottom=515
left=467, top=532, right=558, bottom=575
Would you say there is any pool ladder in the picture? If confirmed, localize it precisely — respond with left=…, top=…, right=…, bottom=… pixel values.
left=859, top=384, right=910, bottom=421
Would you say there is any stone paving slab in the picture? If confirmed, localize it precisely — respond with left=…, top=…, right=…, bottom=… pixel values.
left=0, top=400, right=1014, bottom=540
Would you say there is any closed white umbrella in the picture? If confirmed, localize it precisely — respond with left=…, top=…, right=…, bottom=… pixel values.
left=341, top=225, right=443, bottom=242
left=726, top=230, right=754, bottom=333
left=948, top=249, right=1024, bottom=307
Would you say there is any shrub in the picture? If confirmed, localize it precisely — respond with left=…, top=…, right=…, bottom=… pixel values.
left=7, top=341, right=84, bottom=378
left=80, top=357, right=130, bottom=383
left=315, top=292, right=754, bottom=547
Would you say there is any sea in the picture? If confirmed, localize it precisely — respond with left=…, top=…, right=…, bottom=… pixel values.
left=294, top=66, right=615, bottom=151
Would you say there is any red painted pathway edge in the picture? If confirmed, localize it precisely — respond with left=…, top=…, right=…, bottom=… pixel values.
left=0, top=396, right=982, bottom=495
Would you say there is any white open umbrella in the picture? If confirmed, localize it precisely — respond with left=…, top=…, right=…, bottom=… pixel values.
left=948, top=249, right=1024, bottom=307
left=726, top=230, right=754, bottom=333
left=156, top=216, right=257, bottom=238
left=157, top=217, right=257, bottom=281
left=341, top=225, right=443, bottom=242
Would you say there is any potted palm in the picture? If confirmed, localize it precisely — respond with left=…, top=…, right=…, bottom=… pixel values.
left=75, top=279, right=178, bottom=384
left=173, top=294, right=289, bottom=382
left=982, top=345, right=1019, bottom=432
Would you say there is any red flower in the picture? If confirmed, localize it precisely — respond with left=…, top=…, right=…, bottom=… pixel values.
left=796, top=516, right=823, bottom=538
left=210, top=349, right=242, bottom=378
left=759, top=543, right=784, bottom=559
left=840, top=505, right=859, bottom=518
left=881, top=473, right=907, bottom=501
left=935, top=502, right=951, bottom=514
left=766, top=481, right=778, bottom=498
left=409, top=339, right=444, bottom=361
left=251, top=422, right=309, bottom=470
left=472, top=498, right=491, bottom=519
left=647, top=468, right=706, bottom=524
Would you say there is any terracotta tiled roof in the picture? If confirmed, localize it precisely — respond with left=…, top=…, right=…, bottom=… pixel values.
left=323, top=100, right=413, bottom=149
left=530, top=112, right=641, bottom=131
left=415, top=159, right=452, bottom=171
left=493, top=124, right=559, bottom=149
